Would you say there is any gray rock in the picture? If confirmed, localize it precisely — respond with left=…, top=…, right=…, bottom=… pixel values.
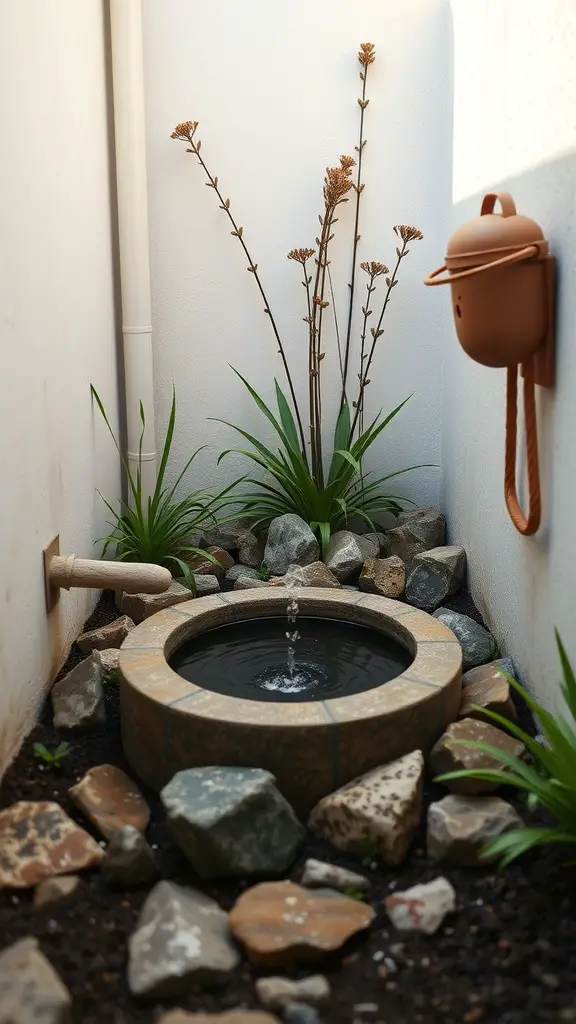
left=234, top=577, right=272, bottom=590
left=431, top=718, right=526, bottom=795
left=102, top=825, right=160, bottom=889
left=325, top=531, right=378, bottom=583
left=264, top=515, right=320, bottom=576
left=128, top=880, right=239, bottom=999
left=405, top=546, right=466, bottom=610
left=271, top=562, right=341, bottom=589
left=161, top=767, right=305, bottom=879
left=0, top=936, right=72, bottom=1022
left=358, top=556, right=405, bottom=598
left=96, top=648, right=120, bottom=677
left=238, top=531, right=266, bottom=568
left=256, top=975, right=330, bottom=1011
left=427, top=794, right=524, bottom=866
left=387, top=508, right=446, bottom=566
left=226, top=565, right=261, bottom=582
left=300, top=859, right=369, bottom=893
left=199, top=518, right=255, bottom=550
left=433, top=608, right=497, bottom=669
left=385, top=876, right=456, bottom=934
left=76, top=614, right=135, bottom=654
left=193, top=574, right=221, bottom=596
left=120, top=580, right=192, bottom=623
left=51, top=655, right=105, bottom=732
left=362, top=531, right=391, bottom=557
left=283, top=1004, right=321, bottom=1024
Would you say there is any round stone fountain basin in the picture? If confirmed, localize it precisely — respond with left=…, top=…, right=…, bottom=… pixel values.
left=119, top=589, right=462, bottom=814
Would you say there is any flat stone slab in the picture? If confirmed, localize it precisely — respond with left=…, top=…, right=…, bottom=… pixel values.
left=431, top=718, right=525, bottom=795
left=385, top=876, right=456, bottom=934
left=0, top=936, right=71, bottom=1023
left=128, top=880, right=240, bottom=999
left=0, top=801, right=104, bottom=888
left=308, top=751, right=424, bottom=866
left=300, top=858, right=369, bottom=893
left=161, top=767, right=305, bottom=879
left=51, top=654, right=105, bottom=732
left=229, top=880, right=374, bottom=966
left=69, top=764, right=150, bottom=839
left=427, top=793, right=524, bottom=866
left=77, top=614, right=134, bottom=653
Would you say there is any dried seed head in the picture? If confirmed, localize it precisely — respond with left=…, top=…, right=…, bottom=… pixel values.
left=323, top=157, right=355, bottom=207
left=287, top=248, right=316, bottom=264
left=171, top=120, right=199, bottom=140
left=394, top=224, right=424, bottom=244
left=339, top=154, right=356, bottom=172
left=360, top=261, right=389, bottom=277
left=358, top=42, right=376, bottom=67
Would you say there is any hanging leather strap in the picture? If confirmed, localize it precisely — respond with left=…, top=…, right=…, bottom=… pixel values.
left=505, top=361, right=541, bottom=535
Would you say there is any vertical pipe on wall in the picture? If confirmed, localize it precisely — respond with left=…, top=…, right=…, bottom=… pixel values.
left=109, top=0, right=156, bottom=497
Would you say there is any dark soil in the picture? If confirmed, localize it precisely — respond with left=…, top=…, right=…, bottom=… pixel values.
left=1, top=593, right=575, bottom=1024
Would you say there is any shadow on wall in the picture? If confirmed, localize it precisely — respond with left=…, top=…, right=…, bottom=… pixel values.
left=442, top=147, right=576, bottom=713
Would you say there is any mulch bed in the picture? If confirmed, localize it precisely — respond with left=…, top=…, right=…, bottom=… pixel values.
left=1, top=593, right=575, bottom=1024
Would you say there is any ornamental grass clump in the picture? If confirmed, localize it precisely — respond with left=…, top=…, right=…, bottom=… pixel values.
left=171, top=42, right=424, bottom=547
left=436, top=631, right=576, bottom=865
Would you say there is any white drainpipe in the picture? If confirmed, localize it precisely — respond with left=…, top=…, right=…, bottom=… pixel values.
left=109, top=0, right=156, bottom=498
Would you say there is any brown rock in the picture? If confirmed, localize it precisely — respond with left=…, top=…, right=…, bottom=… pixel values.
left=0, top=801, right=104, bottom=888
left=270, top=561, right=341, bottom=589
left=359, top=556, right=406, bottom=598
left=188, top=546, right=235, bottom=577
left=34, top=874, right=80, bottom=907
left=96, top=648, right=120, bottom=676
left=229, top=880, right=374, bottom=966
left=459, top=667, right=517, bottom=722
left=76, top=614, right=135, bottom=653
left=120, top=581, right=192, bottom=622
left=69, top=764, right=150, bottom=839
left=158, top=1013, right=280, bottom=1024
left=431, top=718, right=525, bottom=795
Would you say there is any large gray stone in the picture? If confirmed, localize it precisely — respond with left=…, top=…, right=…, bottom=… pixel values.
left=193, top=574, right=221, bottom=596
left=51, top=655, right=105, bottom=732
left=0, top=937, right=71, bottom=1023
left=264, top=515, right=320, bottom=576
left=433, top=608, right=498, bottom=669
left=405, top=546, right=466, bottom=610
left=325, top=531, right=378, bottom=583
left=128, top=881, right=240, bottom=999
left=387, top=508, right=446, bottom=566
left=160, top=767, right=305, bottom=879
left=102, top=825, right=160, bottom=889
left=427, top=794, right=524, bottom=866
left=226, top=565, right=261, bottom=583
left=431, top=718, right=525, bottom=795
left=308, top=751, right=424, bottom=866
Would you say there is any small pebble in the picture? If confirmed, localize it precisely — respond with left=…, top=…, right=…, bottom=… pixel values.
left=541, top=973, right=559, bottom=989
left=421, top=957, right=430, bottom=967
left=372, top=950, right=385, bottom=962
left=353, top=1005, right=379, bottom=1015
left=283, top=1003, right=320, bottom=1024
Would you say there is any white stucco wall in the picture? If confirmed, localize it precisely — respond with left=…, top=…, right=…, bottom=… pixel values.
left=142, top=0, right=453, bottom=509
left=443, top=0, right=576, bottom=712
left=0, top=0, right=120, bottom=772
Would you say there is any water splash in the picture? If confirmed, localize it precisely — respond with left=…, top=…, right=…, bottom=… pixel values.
left=285, top=575, right=300, bottom=679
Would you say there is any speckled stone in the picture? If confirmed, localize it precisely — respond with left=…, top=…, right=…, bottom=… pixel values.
left=308, top=751, right=424, bottom=866
left=0, top=801, right=104, bottom=888
left=160, top=767, right=305, bottom=879
left=51, top=654, right=105, bottom=732
left=0, top=936, right=71, bottom=1022
left=264, top=515, right=320, bottom=576
left=230, top=881, right=374, bottom=966
left=68, top=764, right=150, bottom=839
left=128, top=881, right=240, bottom=999
left=359, top=556, right=406, bottom=599
left=226, top=565, right=261, bottom=582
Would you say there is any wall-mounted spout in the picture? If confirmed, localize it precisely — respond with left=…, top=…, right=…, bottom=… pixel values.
left=43, top=535, right=171, bottom=612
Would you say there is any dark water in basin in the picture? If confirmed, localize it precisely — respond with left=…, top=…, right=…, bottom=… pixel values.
left=170, top=616, right=413, bottom=702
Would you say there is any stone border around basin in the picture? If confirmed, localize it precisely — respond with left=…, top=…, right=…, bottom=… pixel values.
left=119, top=589, right=462, bottom=814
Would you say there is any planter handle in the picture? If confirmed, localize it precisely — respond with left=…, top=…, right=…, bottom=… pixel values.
left=424, top=244, right=539, bottom=287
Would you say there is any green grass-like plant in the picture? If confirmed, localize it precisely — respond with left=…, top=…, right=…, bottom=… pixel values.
left=436, top=631, right=576, bottom=866
left=215, top=371, right=419, bottom=557
left=34, top=741, right=71, bottom=769
left=91, top=385, right=236, bottom=591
